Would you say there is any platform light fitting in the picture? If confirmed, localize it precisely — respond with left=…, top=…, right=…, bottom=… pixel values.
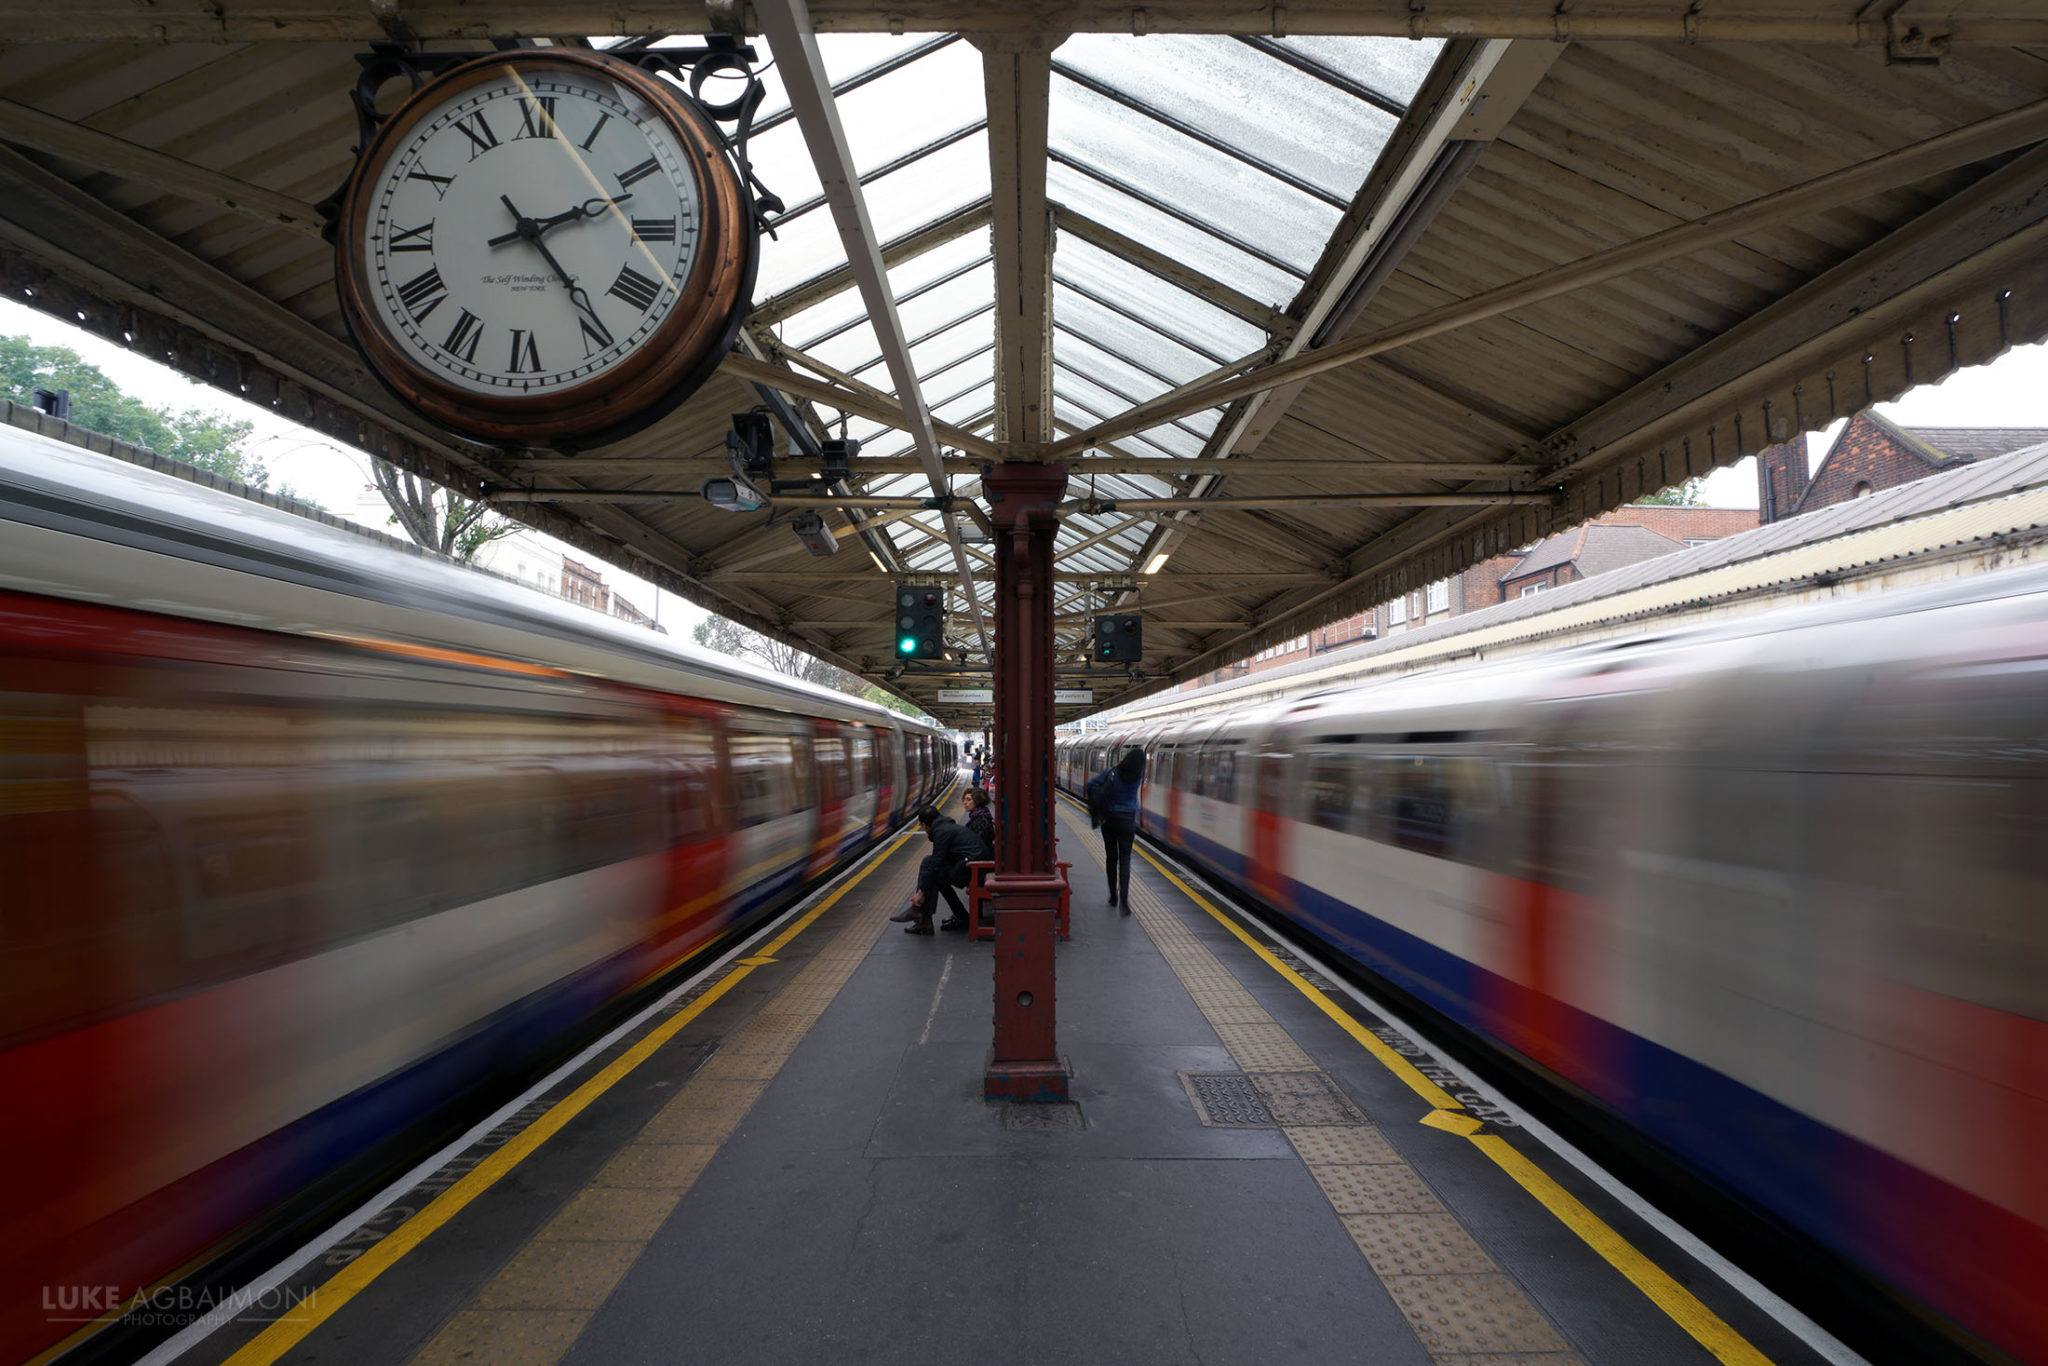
left=792, top=511, right=839, bottom=557
left=819, top=436, right=858, bottom=483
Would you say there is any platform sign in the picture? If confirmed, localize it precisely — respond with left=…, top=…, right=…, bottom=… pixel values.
left=936, top=688, right=994, bottom=704
left=1053, top=689, right=1094, bottom=704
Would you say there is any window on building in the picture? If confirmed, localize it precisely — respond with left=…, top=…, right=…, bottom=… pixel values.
left=1388, top=596, right=1407, bottom=625
left=1427, top=580, right=1450, bottom=613
left=1520, top=582, right=1547, bottom=597
left=1854, top=481, right=1874, bottom=498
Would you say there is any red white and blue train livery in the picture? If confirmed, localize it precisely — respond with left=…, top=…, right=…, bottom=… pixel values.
left=1061, top=571, right=2047, bottom=1364
left=0, top=424, right=953, bottom=1365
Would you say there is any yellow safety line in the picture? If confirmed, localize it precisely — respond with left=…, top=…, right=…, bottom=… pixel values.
left=1115, top=813, right=1777, bottom=1366
left=224, top=824, right=919, bottom=1366
left=1471, top=1134, right=1776, bottom=1366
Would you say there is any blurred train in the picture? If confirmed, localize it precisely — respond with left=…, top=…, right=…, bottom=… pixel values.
left=1059, top=569, right=2048, bottom=1364
left=0, top=425, right=954, bottom=1364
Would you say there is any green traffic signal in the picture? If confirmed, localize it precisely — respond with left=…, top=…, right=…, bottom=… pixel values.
left=899, top=635, right=918, bottom=655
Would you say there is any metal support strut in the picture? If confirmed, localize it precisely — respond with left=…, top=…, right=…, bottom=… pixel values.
left=983, top=460, right=1071, bottom=1101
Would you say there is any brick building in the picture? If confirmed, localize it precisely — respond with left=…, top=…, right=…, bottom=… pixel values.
left=1183, top=504, right=1758, bottom=690
left=1757, top=410, right=2048, bottom=523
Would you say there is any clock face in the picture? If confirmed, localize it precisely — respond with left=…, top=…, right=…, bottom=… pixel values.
left=337, top=52, right=754, bottom=446
left=362, top=65, right=700, bottom=395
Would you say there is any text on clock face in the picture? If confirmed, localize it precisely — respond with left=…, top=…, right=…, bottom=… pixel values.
left=363, top=73, right=707, bottom=396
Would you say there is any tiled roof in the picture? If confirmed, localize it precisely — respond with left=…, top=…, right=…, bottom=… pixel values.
left=1903, top=426, right=2048, bottom=462
left=1503, top=523, right=1687, bottom=582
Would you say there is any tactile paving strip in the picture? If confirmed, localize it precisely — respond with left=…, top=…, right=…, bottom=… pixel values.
left=1054, top=800, right=1582, bottom=1366
left=407, top=844, right=923, bottom=1366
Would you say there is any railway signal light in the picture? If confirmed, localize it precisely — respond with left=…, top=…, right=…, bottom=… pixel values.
left=1095, top=613, right=1142, bottom=662
left=896, top=587, right=947, bottom=659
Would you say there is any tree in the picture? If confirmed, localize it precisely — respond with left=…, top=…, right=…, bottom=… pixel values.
left=1637, top=476, right=1707, bottom=506
left=1, top=335, right=266, bottom=484
left=369, top=458, right=518, bottom=562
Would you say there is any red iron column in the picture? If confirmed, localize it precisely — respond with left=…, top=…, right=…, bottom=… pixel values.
left=982, top=460, right=1070, bottom=1101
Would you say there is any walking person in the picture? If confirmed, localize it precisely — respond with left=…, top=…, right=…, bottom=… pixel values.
left=890, top=805, right=977, bottom=934
left=1085, top=747, right=1145, bottom=914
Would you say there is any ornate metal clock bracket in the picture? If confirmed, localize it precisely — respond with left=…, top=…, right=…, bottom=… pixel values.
left=315, top=38, right=785, bottom=244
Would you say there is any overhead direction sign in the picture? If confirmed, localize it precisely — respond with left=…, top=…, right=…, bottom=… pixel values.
left=1054, top=689, right=1094, bottom=704
left=936, top=688, right=994, bottom=704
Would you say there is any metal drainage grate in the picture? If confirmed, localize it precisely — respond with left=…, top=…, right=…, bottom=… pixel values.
left=1179, top=1071, right=1276, bottom=1128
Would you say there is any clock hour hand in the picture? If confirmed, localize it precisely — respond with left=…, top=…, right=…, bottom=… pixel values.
left=487, top=194, right=632, bottom=247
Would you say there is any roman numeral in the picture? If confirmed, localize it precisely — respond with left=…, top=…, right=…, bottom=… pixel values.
left=507, top=329, right=543, bottom=374
left=443, top=308, right=484, bottom=363
left=577, top=312, right=615, bottom=357
left=606, top=264, right=664, bottom=312
left=396, top=267, right=446, bottom=322
left=388, top=220, right=434, bottom=253
left=615, top=156, right=660, bottom=190
left=453, top=111, right=500, bottom=160
left=631, top=218, right=676, bottom=243
left=514, top=96, right=559, bottom=140
left=579, top=112, right=611, bottom=151
left=406, top=167, right=454, bottom=200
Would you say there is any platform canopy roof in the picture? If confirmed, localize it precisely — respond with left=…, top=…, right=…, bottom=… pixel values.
left=2, top=2, right=2046, bottom=723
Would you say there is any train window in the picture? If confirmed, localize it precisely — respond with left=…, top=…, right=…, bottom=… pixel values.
left=1307, top=752, right=1353, bottom=831
left=814, top=735, right=849, bottom=805
left=664, top=716, right=718, bottom=840
left=728, top=730, right=797, bottom=827
left=1213, top=748, right=1237, bottom=803
left=1388, top=756, right=1452, bottom=858
left=851, top=732, right=875, bottom=791
left=560, top=764, right=664, bottom=872
left=185, top=805, right=314, bottom=968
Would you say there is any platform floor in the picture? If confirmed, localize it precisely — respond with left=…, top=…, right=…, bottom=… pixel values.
left=177, top=797, right=1849, bottom=1366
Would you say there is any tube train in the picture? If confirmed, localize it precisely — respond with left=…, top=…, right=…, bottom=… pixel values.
left=1059, top=569, right=2047, bottom=1364
left=0, top=424, right=953, bottom=1365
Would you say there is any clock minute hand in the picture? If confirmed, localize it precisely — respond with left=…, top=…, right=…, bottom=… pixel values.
left=494, top=194, right=614, bottom=347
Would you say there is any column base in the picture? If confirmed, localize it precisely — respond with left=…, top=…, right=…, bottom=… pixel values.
left=984, top=1052, right=1073, bottom=1102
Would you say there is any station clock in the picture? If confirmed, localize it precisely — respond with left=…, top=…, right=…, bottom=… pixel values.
left=333, top=50, right=755, bottom=448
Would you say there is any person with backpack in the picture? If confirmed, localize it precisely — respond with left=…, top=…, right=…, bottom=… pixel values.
left=890, top=805, right=978, bottom=934
left=1085, top=747, right=1145, bottom=914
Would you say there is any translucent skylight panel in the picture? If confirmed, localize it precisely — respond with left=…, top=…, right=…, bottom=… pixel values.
left=835, top=40, right=986, bottom=177
left=1057, top=35, right=1398, bottom=203
left=927, top=351, right=994, bottom=404
left=747, top=121, right=828, bottom=219
left=1055, top=235, right=1266, bottom=363
left=805, top=318, right=883, bottom=373
left=1054, top=283, right=1218, bottom=384
left=777, top=232, right=989, bottom=347
left=1054, top=368, right=1208, bottom=457
left=1053, top=328, right=1171, bottom=403
left=850, top=311, right=993, bottom=389
left=933, top=382, right=995, bottom=427
left=894, top=265, right=995, bottom=340
left=921, top=341, right=994, bottom=392
left=864, top=133, right=992, bottom=242
left=1045, top=162, right=1298, bottom=306
left=1049, top=77, right=1340, bottom=272
left=753, top=208, right=848, bottom=301
left=1267, top=36, right=1443, bottom=108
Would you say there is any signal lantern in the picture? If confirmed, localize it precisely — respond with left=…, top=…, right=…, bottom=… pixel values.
left=896, top=587, right=947, bottom=659
left=1094, top=613, right=1142, bottom=662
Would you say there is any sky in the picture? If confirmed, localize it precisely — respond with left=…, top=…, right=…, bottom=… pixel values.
left=7, top=293, right=2048, bottom=615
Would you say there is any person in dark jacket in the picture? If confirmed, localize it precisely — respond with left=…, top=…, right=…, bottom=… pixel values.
left=890, top=805, right=977, bottom=934
left=962, top=786, right=996, bottom=862
left=1086, top=748, right=1145, bottom=914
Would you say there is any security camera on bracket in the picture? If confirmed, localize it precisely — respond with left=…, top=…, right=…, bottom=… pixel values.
left=702, top=411, right=775, bottom=512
